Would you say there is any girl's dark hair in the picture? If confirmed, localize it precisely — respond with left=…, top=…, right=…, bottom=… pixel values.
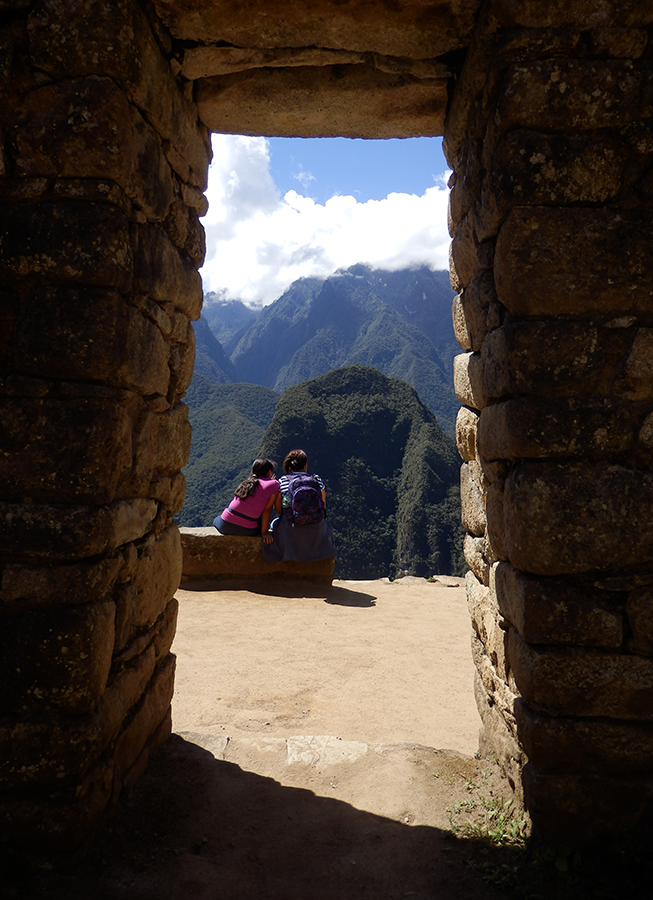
left=234, top=457, right=275, bottom=499
left=283, top=449, right=307, bottom=474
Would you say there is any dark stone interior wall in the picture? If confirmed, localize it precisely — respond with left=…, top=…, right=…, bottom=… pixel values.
left=0, top=0, right=209, bottom=847
left=446, top=1, right=653, bottom=843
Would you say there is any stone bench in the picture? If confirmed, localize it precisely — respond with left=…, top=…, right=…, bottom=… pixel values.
left=179, top=527, right=336, bottom=584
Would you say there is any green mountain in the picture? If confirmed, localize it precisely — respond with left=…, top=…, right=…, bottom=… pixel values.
left=260, top=365, right=464, bottom=579
left=202, top=291, right=259, bottom=353
left=217, top=265, right=458, bottom=435
left=180, top=374, right=280, bottom=526
left=191, top=315, right=237, bottom=385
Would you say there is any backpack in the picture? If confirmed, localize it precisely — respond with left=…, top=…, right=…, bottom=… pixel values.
left=287, top=474, right=325, bottom=526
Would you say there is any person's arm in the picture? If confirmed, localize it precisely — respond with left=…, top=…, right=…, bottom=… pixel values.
left=321, top=489, right=326, bottom=510
left=261, top=491, right=278, bottom=543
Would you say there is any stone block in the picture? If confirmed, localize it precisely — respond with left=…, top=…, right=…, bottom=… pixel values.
left=455, top=406, right=478, bottom=461
left=493, top=59, right=653, bottom=135
left=627, top=587, right=653, bottom=656
left=0, top=599, right=114, bottom=713
left=497, top=461, right=653, bottom=575
left=453, top=352, right=487, bottom=410
left=495, top=208, right=653, bottom=317
left=457, top=270, right=497, bottom=353
left=460, top=461, right=486, bottom=537
left=467, top=570, right=509, bottom=679
left=591, top=26, right=649, bottom=58
left=195, top=65, right=449, bottom=139
left=128, top=525, right=182, bottom=632
left=0, top=202, right=132, bottom=291
left=14, top=287, right=170, bottom=396
left=155, top=0, right=477, bottom=60
left=169, top=320, right=195, bottom=399
left=451, top=293, right=471, bottom=350
left=481, top=320, right=610, bottom=401
left=464, top=533, right=490, bottom=586
left=618, top=328, right=653, bottom=401
left=0, top=644, right=156, bottom=788
left=450, top=210, right=479, bottom=288
left=0, top=396, right=132, bottom=504
left=478, top=397, right=637, bottom=461
left=474, top=671, right=525, bottom=790
left=494, top=561, right=623, bottom=648
left=515, top=699, right=653, bottom=775
left=124, top=404, right=192, bottom=496
left=0, top=498, right=157, bottom=560
left=15, top=78, right=173, bottom=221
left=113, top=654, right=175, bottom=780
left=507, top=628, right=653, bottom=719
left=180, top=527, right=336, bottom=584
left=522, top=765, right=653, bottom=846
left=28, top=0, right=209, bottom=188
left=493, top=0, right=653, bottom=29
left=471, top=631, right=519, bottom=728
left=1, top=555, right=122, bottom=611
left=132, top=223, right=202, bottom=320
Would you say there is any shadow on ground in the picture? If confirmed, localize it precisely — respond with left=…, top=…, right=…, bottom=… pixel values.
left=181, top=577, right=377, bottom=606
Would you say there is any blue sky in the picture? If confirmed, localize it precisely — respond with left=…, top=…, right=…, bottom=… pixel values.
left=201, top=135, right=452, bottom=306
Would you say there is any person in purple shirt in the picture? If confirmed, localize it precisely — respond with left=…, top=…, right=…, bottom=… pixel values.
left=213, top=457, right=280, bottom=542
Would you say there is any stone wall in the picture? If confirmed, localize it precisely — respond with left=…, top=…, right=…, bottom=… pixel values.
left=446, top=1, right=653, bottom=843
left=0, top=0, right=210, bottom=848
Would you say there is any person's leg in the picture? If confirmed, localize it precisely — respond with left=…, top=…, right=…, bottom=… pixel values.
left=213, top=515, right=257, bottom=536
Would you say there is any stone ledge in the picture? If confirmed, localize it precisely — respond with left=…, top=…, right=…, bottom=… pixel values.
left=179, top=527, right=335, bottom=584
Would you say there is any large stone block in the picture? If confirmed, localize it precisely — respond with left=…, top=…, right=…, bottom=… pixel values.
left=0, top=498, right=157, bottom=560
left=522, top=765, right=653, bottom=846
left=515, top=699, right=653, bottom=775
left=153, top=0, right=477, bottom=58
left=0, top=599, right=114, bottom=713
left=456, top=270, right=498, bottom=353
left=495, top=561, right=623, bottom=647
left=132, top=223, right=202, bottom=319
left=464, top=533, right=490, bottom=586
left=14, top=78, right=173, bottom=221
left=492, top=461, right=653, bottom=575
left=124, top=525, right=182, bottom=635
left=180, top=527, right=336, bottom=584
left=467, top=570, right=509, bottom=680
left=196, top=65, right=449, bottom=138
left=493, top=59, right=653, bottom=136
left=14, top=287, right=170, bottom=396
left=0, top=396, right=132, bottom=504
left=474, top=671, right=525, bottom=791
left=453, top=351, right=487, bottom=410
left=495, top=208, right=653, bottom=318
left=455, top=406, right=478, bottom=461
left=0, top=644, right=156, bottom=788
left=1, top=555, right=122, bottom=611
left=28, top=0, right=209, bottom=188
left=0, top=202, right=132, bottom=290
left=124, top=404, right=192, bottom=497
left=493, top=0, right=653, bottom=28
left=507, top=628, right=653, bottom=719
left=627, top=587, right=653, bottom=656
left=478, top=397, right=637, bottom=461
left=460, top=461, right=486, bottom=537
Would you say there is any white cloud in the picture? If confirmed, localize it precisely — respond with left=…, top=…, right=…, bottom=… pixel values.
left=201, top=135, right=451, bottom=307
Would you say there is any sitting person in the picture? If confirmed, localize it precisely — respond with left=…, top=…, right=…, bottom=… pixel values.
left=263, top=449, right=337, bottom=563
left=213, top=457, right=279, bottom=542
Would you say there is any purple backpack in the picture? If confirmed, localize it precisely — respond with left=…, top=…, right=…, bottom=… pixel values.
left=287, top=474, right=325, bottom=526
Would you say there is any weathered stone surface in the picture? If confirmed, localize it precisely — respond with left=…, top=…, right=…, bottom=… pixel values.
left=180, top=527, right=336, bottom=583
left=471, top=631, right=519, bottom=730
left=522, top=765, right=653, bottom=846
left=619, top=329, right=653, bottom=401
left=15, top=78, right=174, bottom=221
left=464, top=533, right=490, bottom=586
left=453, top=351, right=487, bottom=410
left=456, top=270, right=497, bottom=352
left=493, top=0, right=653, bottom=29
left=451, top=293, right=471, bottom=350
left=0, top=600, right=114, bottom=713
left=196, top=66, right=449, bottom=138
left=113, top=654, right=175, bottom=780
left=495, top=561, right=623, bottom=648
left=591, top=26, right=648, bottom=58
left=455, top=406, right=478, bottom=461
left=0, top=644, right=156, bottom=787
left=0, top=397, right=132, bottom=504
left=467, top=570, right=508, bottom=679
left=0, top=203, right=132, bottom=291
left=0, top=498, right=157, bottom=560
left=28, top=0, right=209, bottom=188
left=493, top=59, right=653, bottom=136
left=495, top=208, right=653, bottom=318
left=1, top=555, right=121, bottom=610
left=507, top=628, right=653, bottom=719
left=118, top=526, right=182, bottom=641
left=14, top=288, right=170, bottom=396
left=132, top=223, right=202, bottom=319
left=474, top=671, right=525, bottom=791
left=515, top=699, right=653, bottom=775
left=627, top=587, right=653, bottom=656
left=460, top=461, right=486, bottom=537
left=124, top=404, right=191, bottom=497
left=153, top=0, right=479, bottom=58
left=492, top=461, right=653, bottom=576
left=478, top=397, right=637, bottom=461
left=450, top=210, right=479, bottom=287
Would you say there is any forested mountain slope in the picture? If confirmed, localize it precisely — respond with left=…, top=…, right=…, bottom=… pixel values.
left=260, top=365, right=463, bottom=579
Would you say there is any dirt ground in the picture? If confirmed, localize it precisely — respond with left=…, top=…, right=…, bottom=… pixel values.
left=6, top=577, right=532, bottom=900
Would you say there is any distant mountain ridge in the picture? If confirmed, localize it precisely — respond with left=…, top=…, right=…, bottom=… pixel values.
left=198, top=265, right=458, bottom=435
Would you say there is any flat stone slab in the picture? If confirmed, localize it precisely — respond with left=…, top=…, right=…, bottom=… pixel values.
left=179, top=526, right=336, bottom=584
